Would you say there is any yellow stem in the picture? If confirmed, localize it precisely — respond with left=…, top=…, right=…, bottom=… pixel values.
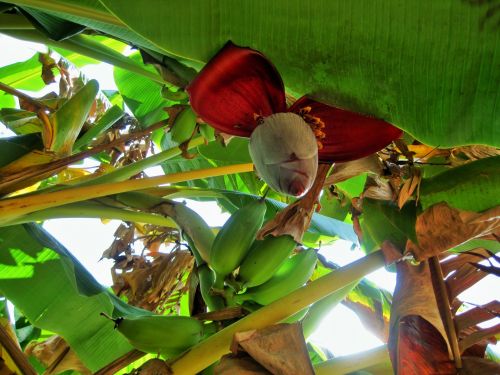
left=314, top=345, right=390, bottom=374
left=168, top=251, right=385, bottom=374
left=0, top=164, right=254, bottom=225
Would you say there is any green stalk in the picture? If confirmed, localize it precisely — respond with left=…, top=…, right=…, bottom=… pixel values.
left=169, top=251, right=385, bottom=374
left=7, top=201, right=177, bottom=227
left=8, top=0, right=123, bottom=26
left=77, top=136, right=206, bottom=186
left=0, top=163, right=254, bottom=225
left=3, top=30, right=165, bottom=84
left=314, top=345, right=391, bottom=374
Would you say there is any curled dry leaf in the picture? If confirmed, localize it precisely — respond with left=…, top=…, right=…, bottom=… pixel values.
left=221, top=323, right=314, bottom=375
left=24, top=335, right=90, bottom=375
left=323, top=155, right=382, bottom=186
left=397, top=168, right=421, bottom=209
left=257, top=163, right=330, bottom=242
left=460, top=356, right=500, bottom=375
left=362, top=175, right=395, bottom=201
left=451, top=145, right=500, bottom=165
left=116, top=250, right=194, bottom=312
left=215, top=354, right=271, bottom=375
left=101, top=223, right=135, bottom=260
left=388, top=261, right=458, bottom=373
left=405, top=203, right=500, bottom=261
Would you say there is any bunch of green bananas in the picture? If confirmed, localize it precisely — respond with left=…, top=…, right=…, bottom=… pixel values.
left=205, top=198, right=318, bottom=309
left=102, top=313, right=205, bottom=357
left=233, top=249, right=318, bottom=305
left=209, top=199, right=267, bottom=289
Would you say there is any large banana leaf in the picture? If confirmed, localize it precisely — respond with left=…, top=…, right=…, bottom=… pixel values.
left=96, top=0, right=499, bottom=148
left=8, top=1, right=498, bottom=146
left=0, top=224, right=143, bottom=372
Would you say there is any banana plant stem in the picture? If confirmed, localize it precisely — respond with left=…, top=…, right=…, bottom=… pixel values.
left=9, top=0, right=124, bottom=26
left=314, top=344, right=390, bottom=375
left=0, top=163, right=254, bottom=225
left=78, top=136, right=206, bottom=186
left=7, top=201, right=177, bottom=227
left=168, top=250, right=386, bottom=375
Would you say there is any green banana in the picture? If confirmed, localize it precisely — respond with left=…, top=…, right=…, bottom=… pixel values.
left=209, top=199, right=267, bottom=288
left=103, top=313, right=204, bottom=356
left=171, top=106, right=197, bottom=144
left=237, top=234, right=297, bottom=288
left=233, top=249, right=318, bottom=306
left=198, top=263, right=226, bottom=311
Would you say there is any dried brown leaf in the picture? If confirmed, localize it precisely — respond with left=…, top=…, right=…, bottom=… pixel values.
left=460, top=356, right=500, bottom=375
left=101, top=223, right=135, bottom=260
left=451, top=145, right=500, bottom=164
left=397, top=169, right=421, bottom=209
left=406, top=203, right=500, bottom=261
left=257, top=164, right=330, bottom=242
left=440, top=249, right=493, bottom=278
left=215, top=354, right=271, bottom=375
left=230, top=323, right=314, bottom=375
left=445, top=261, right=488, bottom=303
left=459, top=323, right=500, bottom=353
left=455, top=301, right=500, bottom=332
left=362, top=176, right=395, bottom=201
left=324, top=155, right=383, bottom=186
left=24, top=336, right=90, bottom=375
left=389, top=261, right=450, bottom=355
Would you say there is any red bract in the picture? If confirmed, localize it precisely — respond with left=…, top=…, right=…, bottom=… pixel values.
left=187, top=41, right=403, bottom=163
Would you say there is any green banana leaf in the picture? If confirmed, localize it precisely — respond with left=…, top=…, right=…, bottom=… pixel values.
left=0, top=223, right=143, bottom=372
left=360, top=199, right=417, bottom=254
left=0, top=133, right=42, bottom=168
left=0, top=52, right=46, bottom=91
left=420, top=156, right=500, bottom=212
left=48, top=79, right=99, bottom=155
left=97, top=0, right=499, bottom=148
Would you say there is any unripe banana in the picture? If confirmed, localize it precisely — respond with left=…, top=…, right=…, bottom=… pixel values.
left=209, top=199, right=267, bottom=288
left=237, top=234, right=297, bottom=288
left=234, top=249, right=317, bottom=306
left=102, top=314, right=204, bottom=357
left=198, top=263, right=225, bottom=311
left=171, top=106, right=197, bottom=144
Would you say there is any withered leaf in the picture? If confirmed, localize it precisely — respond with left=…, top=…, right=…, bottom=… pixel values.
left=24, top=335, right=90, bottom=375
left=406, top=203, right=500, bottom=261
left=215, top=354, right=271, bottom=375
left=389, top=261, right=453, bottom=373
left=397, top=168, right=421, bottom=209
left=230, top=323, right=314, bottom=375
left=460, top=356, right=500, bottom=374
left=258, top=164, right=330, bottom=242
left=324, top=155, right=382, bottom=186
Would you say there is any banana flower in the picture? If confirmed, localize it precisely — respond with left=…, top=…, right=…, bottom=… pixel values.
left=187, top=42, right=402, bottom=196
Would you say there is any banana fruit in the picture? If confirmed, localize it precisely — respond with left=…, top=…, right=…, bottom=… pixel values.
left=237, top=234, right=297, bottom=288
left=234, top=249, right=318, bottom=306
left=209, top=199, right=267, bottom=287
left=198, top=263, right=226, bottom=311
left=103, top=314, right=204, bottom=356
left=171, top=106, right=197, bottom=144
